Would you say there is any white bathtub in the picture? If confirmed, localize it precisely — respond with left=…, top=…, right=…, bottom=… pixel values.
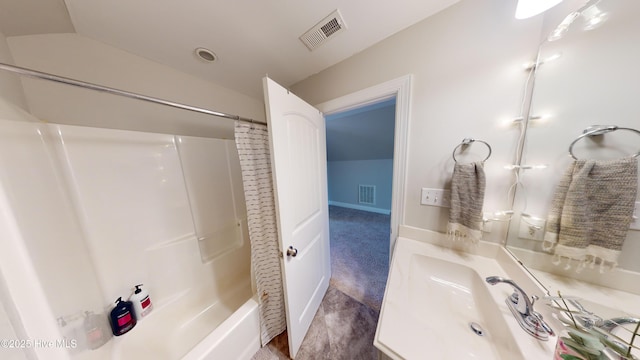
left=112, top=282, right=260, bottom=360
left=182, top=295, right=260, bottom=360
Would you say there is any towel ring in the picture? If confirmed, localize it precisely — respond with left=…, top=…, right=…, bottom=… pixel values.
left=568, top=125, right=640, bottom=160
left=452, top=138, right=492, bottom=163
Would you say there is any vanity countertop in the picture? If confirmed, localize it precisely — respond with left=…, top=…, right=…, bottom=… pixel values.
left=374, top=227, right=558, bottom=360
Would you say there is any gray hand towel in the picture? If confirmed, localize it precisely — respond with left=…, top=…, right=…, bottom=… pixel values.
left=447, top=162, right=486, bottom=243
left=543, top=158, right=638, bottom=271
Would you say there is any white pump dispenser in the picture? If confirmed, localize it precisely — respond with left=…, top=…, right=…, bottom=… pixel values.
left=129, top=284, right=153, bottom=319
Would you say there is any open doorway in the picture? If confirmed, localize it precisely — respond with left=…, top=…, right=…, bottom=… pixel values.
left=316, top=74, right=411, bottom=308
left=325, top=98, right=395, bottom=311
left=316, top=74, right=411, bottom=256
left=250, top=76, right=410, bottom=359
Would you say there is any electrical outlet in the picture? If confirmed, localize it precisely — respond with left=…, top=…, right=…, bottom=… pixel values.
left=630, top=202, right=640, bottom=231
left=518, top=216, right=546, bottom=241
left=482, top=219, right=493, bottom=233
left=481, top=212, right=496, bottom=233
left=420, top=188, right=451, bottom=207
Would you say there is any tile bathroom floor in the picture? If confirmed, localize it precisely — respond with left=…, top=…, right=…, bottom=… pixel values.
left=250, top=285, right=380, bottom=360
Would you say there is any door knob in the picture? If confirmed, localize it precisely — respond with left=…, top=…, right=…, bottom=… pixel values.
left=286, top=246, right=298, bottom=257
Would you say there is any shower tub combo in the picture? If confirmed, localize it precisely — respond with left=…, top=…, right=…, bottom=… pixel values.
left=0, top=116, right=263, bottom=360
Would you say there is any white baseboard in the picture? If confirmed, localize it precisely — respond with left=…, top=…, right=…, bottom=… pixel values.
left=329, top=201, right=391, bottom=215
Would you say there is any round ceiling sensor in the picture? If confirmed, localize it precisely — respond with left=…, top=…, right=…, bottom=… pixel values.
left=195, top=47, right=217, bottom=63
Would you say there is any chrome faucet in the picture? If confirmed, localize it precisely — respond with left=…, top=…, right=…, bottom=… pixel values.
left=553, top=298, right=639, bottom=359
left=559, top=299, right=639, bottom=334
left=485, top=276, right=555, bottom=341
left=598, top=316, right=640, bottom=333
left=595, top=317, right=640, bottom=360
left=485, top=276, right=533, bottom=316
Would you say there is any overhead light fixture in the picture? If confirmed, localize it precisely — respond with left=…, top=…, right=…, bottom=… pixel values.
left=547, top=11, right=580, bottom=41
left=581, top=4, right=608, bottom=30
left=195, top=47, right=217, bottom=63
left=515, top=0, right=563, bottom=19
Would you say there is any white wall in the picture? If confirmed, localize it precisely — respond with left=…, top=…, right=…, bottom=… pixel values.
left=328, top=159, right=393, bottom=213
left=7, top=33, right=265, bottom=139
left=292, top=0, right=543, bottom=243
left=0, top=273, right=29, bottom=360
left=326, top=101, right=395, bottom=214
left=0, top=31, right=28, bottom=116
left=0, top=33, right=27, bottom=353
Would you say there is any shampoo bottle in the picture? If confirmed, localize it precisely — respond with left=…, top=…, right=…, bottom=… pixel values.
left=109, top=297, right=136, bottom=336
left=84, top=311, right=112, bottom=349
left=130, top=284, right=153, bottom=319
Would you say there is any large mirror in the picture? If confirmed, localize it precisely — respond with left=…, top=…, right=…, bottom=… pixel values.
left=505, top=0, right=640, bottom=301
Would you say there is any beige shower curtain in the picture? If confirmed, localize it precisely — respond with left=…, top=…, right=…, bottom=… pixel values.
left=234, top=121, right=286, bottom=345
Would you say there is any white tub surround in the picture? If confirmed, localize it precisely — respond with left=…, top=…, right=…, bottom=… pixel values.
left=1, top=32, right=263, bottom=360
left=374, top=225, right=557, bottom=359
left=0, top=116, right=256, bottom=360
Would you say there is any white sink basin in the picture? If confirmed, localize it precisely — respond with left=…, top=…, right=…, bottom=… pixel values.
left=406, top=254, right=523, bottom=359
left=374, top=236, right=548, bottom=360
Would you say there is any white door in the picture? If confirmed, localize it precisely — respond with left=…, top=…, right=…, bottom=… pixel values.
left=263, top=77, right=331, bottom=358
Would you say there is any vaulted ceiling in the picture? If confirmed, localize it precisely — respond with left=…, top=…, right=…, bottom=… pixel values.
left=0, top=0, right=460, bottom=99
left=326, top=99, right=396, bottom=162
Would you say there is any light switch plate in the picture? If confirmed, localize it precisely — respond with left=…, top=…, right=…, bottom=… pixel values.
left=481, top=215, right=493, bottom=233
left=518, top=216, right=546, bottom=241
left=420, top=188, right=451, bottom=207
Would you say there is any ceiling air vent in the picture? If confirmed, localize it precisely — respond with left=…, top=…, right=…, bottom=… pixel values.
left=299, top=10, right=347, bottom=51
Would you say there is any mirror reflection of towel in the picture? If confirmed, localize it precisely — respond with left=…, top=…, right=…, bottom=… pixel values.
left=543, top=158, right=638, bottom=271
left=447, top=162, right=485, bottom=243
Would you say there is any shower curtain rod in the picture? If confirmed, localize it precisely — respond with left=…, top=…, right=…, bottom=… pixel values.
left=0, top=62, right=266, bottom=125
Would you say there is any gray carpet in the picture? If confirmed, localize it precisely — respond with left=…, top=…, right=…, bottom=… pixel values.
left=329, top=205, right=390, bottom=311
